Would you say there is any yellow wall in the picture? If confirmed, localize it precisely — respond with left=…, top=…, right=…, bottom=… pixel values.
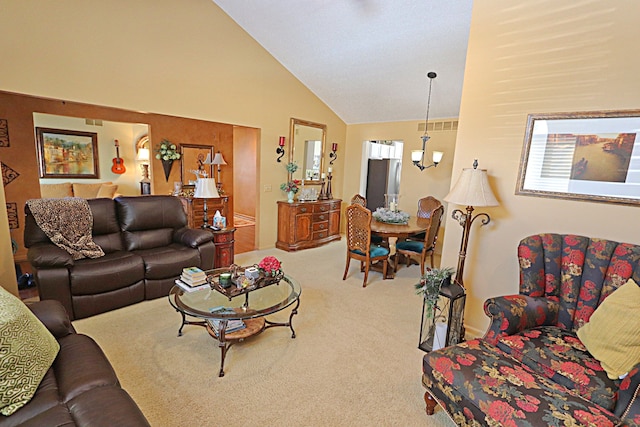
left=441, top=1, right=640, bottom=336
left=0, top=0, right=346, bottom=251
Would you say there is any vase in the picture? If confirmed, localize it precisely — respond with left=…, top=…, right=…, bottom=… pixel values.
left=161, top=159, right=174, bottom=182
left=287, top=191, right=295, bottom=203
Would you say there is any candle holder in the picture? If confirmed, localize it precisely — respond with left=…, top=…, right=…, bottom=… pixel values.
left=326, top=172, right=333, bottom=199
left=276, top=136, right=286, bottom=162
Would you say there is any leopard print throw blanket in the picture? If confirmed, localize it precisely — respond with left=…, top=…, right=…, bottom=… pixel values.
left=27, top=198, right=105, bottom=260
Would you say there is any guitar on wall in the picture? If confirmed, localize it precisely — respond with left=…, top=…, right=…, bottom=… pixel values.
left=111, top=139, right=126, bottom=174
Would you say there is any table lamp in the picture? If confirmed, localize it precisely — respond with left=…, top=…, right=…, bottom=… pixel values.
left=209, top=152, right=227, bottom=194
left=193, top=178, right=220, bottom=229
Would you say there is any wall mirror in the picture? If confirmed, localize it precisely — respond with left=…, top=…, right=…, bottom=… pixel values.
left=289, top=118, right=326, bottom=185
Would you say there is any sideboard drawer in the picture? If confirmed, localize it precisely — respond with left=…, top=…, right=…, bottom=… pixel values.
left=312, top=213, right=328, bottom=222
left=312, top=222, right=328, bottom=232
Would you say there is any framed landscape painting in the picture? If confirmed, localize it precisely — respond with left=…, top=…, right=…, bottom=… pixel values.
left=516, top=110, right=640, bottom=206
left=36, top=127, right=99, bottom=178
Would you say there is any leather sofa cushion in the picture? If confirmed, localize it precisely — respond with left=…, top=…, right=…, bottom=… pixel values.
left=70, top=252, right=144, bottom=295
left=55, top=334, right=119, bottom=402
left=136, top=244, right=201, bottom=280
left=66, top=386, right=149, bottom=426
left=117, top=196, right=187, bottom=232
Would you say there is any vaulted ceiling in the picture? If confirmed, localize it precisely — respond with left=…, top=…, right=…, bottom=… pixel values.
left=212, top=0, right=473, bottom=124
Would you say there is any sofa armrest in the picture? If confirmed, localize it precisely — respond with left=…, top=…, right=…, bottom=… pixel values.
left=482, top=295, right=559, bottom=345
left=173, top=227, right=214, bottom=248
left=27, top=242, right=74, bottom=268
left=615, top=364, right=640, bottom=425
left=27, top=299, right=76, bottom=339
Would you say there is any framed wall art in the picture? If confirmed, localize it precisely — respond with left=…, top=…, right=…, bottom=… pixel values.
left=516, top=110, right=640, bottom=206
left=36, top=127, right=99, bottom=178
left=180, top=144, right=213, bottom=186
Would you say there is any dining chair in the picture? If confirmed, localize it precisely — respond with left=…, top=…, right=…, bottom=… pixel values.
left=343, top=203, right=389, bottom=287
left=409, top=196, right=443, bottom=241
left=350, top=193, right=367, bottom=207
left=395, top=204, right=444, bottom=275
left=349, top=193, right=385, bottom=246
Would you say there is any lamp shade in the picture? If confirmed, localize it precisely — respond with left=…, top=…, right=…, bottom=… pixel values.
left=411, top=150, right=423, bottom=162
left=136, top=147, right=150, bottom=161
left=212, top=152, right=227, bottom=166
left=202, top=153, right=213, bottom=165
left=444, top=166, right=498, bottom=207
left=432, top=151, right=444, bottom=164
left=194, top=178, right=220, bottom=199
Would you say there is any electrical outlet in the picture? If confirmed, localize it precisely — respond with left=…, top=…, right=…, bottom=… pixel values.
left=264, top=185, right=272, bottom=192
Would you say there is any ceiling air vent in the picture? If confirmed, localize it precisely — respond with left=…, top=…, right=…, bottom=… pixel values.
left=417, top=120, right=458, bottom=132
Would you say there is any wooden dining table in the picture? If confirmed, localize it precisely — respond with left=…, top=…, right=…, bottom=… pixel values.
left=370, top=216, right=431, bottom=278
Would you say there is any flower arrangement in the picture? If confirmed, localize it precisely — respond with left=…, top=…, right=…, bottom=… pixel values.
left=415, top=267, right=455, bottom=317
left=155, top=139, right=181, bottom=161
left=372, top=207, right=410, bottom=224
left=285, top=162, right=298, bottom=174
left=280, top=179, right=302, bottom=193
left=258, top=256, right=282, bottom=276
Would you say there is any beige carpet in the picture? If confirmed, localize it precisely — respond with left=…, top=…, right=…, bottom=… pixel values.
left=73, top=241, right=456, bottom=427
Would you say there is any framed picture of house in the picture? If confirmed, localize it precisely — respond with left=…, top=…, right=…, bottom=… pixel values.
left=516, top=110, right=640, bottom=206
left=181, top=144, right=213, bottom=186
left=36, top=127, right=99, bottom=178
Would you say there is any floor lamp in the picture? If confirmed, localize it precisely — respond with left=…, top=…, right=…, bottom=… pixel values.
left=443, top=159, right=498, bottom=287
left=194, top=178, right=220, bottom=229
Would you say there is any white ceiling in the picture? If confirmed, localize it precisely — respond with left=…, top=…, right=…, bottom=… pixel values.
left=211, top=0, right=473, bottom=124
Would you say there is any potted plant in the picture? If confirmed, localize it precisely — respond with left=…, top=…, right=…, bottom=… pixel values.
left=414, top=267, right=455, bottom=318
left=281, top=162, right=301, bottom=203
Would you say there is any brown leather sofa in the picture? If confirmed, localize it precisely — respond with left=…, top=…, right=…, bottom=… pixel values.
left=24, top=195, right=215, bottom=320
left=0, top=299, right=150, bottom=427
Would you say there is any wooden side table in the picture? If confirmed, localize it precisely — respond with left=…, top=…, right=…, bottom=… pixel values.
left=210, top=228, right=235, bottom=268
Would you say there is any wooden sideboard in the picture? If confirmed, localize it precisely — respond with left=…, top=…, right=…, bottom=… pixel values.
left=179, top=196, right=234, bottom=267
left=276, top=199, right=341, bottom=251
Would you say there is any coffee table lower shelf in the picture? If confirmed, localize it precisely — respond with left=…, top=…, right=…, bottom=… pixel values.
left=205, top=317, right=266, bottom=377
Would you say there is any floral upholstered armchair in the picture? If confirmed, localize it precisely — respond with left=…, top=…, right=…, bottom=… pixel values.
left=422, top=234, right=640, bottom=426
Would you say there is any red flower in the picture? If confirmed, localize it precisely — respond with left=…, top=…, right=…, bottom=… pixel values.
left=486, top=401, right=525, bottom=427
left=579, top=280, right=596, bottom=300
left=558, top=362, right=590, bottom=386
left=584, top=359, right=603, bottom=372
left=610, top=261, right=632, bottom=278
left=573, top=409, right=614, bottom=427
left=518, top=245, right=531, bottom=259
left=456, top=353, right=476, bottom=366
left=434, top=357, right=459, bottom=384
left=565, top=249, right=585, bottom=265
left=258, top=256, right=281, bottom=274
left=523, top=329, right=541, bottom=339
left=462, top=407, right=475, bottom=420
left=515, top=395, right=540, bottom=412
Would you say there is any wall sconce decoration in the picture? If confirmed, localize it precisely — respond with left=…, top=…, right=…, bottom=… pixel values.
left=329, top=143, right=338, bottom=165
left=444, top=159, right=499, bottom=287
left=413, top=72, right=444, bottom=171
left=276, top=136, right=286, bottom=162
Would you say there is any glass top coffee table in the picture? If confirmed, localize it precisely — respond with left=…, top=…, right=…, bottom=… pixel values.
left=168, top=268, right=301, bottom=377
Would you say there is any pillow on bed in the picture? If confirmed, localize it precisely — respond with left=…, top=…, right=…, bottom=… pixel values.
left=577, top=278, right=640, bottom=379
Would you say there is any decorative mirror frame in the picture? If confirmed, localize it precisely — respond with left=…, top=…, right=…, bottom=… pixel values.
left=180, top=144, right=214, bottom=186
left=288, top=118, right=327, bottom=185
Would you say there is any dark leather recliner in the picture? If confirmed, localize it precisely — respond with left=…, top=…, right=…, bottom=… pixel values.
left=0, top=299, right=150, bottom=427
left=24, top=195, right=215, bottom=320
